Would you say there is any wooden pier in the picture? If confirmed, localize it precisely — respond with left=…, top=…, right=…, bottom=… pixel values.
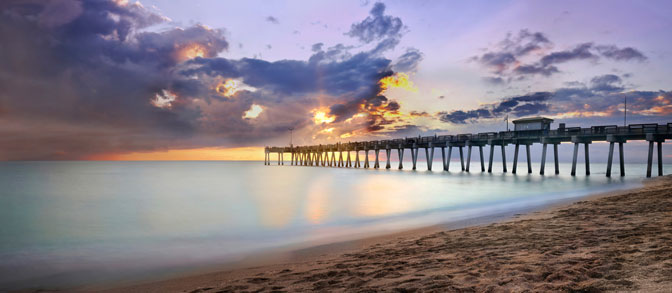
left=265, top=121, right=672, bottom=178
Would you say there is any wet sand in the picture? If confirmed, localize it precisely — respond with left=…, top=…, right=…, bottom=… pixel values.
left=108, top=176, right=672, bottom=292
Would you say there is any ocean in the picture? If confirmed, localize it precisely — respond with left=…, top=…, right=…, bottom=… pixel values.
left=0, top=160, right=668, bottom=290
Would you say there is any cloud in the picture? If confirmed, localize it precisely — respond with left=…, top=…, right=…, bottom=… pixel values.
left=346, top=2, right=404, bottom=44
left=499, top=29, right=552, bottom=57
left=539, top=43, right=596, bottom=66
left=265, top=16, right=279, bottom=24
left=0, top=0, right=412, bottom=160
left=472, top=30, right=648, bottom=80
left=590, top=74, right=624, bottom=93
left=482, top=76, right=506, bottom=85
left=393, top=48, right=423, bottom=73
left=438, top=75, right=671, bottom=124
left=596, top=45, right=647, bottom=61
left=439, top=92, right=552, bottom=124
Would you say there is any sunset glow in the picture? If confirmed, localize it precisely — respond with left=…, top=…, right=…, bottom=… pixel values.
left=152, top=90, right=177, bottom=109
left=216, top=79, right=240, bottom=97
left=243, top=104, right=263, bottom=119
left=379, top=73, right=417, bottom=93
left=91, top=147, right=265, bottom=161
left=313, top=109, right=336, bottom=124
left=176, top=43, right=207, bottom=62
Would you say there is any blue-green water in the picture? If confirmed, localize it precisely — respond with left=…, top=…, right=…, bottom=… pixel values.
left=0, top=161, right=668, bottom=290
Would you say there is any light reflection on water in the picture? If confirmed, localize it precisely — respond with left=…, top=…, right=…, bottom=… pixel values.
left=0, top=161, right=669, bottom=289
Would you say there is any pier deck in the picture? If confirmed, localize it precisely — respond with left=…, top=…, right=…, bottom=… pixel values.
left=265, top=123, right=672, bottom=177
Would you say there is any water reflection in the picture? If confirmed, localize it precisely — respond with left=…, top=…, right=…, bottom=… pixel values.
left=0, top=161, right=668, bottom=290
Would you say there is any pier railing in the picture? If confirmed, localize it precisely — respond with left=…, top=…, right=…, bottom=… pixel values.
left=265, top=122, right=672, bottom=178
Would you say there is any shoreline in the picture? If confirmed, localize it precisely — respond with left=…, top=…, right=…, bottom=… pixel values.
left=101, top=177, right=671, bottom=292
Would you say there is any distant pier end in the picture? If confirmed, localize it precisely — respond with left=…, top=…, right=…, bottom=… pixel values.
left=264, top=118, right=672, bottom=178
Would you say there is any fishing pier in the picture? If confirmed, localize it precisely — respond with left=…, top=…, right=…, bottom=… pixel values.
left=264, top=118, right=672, bottom=178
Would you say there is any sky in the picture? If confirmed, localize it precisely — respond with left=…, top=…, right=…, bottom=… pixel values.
left=0, top=0, right=671, bottom=160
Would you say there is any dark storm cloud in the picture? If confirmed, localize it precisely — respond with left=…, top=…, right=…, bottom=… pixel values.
left=473, top=30, right=648, bottom=80
left=0, top=0, right=406, bottom=160
left=346, top=2, right=404, bottom=44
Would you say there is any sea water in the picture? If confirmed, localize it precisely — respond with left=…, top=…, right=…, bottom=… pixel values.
left=0, top=161, right=669, bottom=289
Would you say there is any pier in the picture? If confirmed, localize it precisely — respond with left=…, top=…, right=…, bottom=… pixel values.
left=264, top=119, right=672, bottom=178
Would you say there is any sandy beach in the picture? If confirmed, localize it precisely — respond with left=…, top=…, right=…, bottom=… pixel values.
left=107, top=176, right=672, bottom=292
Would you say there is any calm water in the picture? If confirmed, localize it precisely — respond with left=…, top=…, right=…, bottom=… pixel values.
left=0, top=161, right=669, bottom=289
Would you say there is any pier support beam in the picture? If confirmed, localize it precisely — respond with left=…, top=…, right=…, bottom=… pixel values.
left=459, top=146, right=465, bottom=171
left=571, top=143, right=579, bottom=176
left=346, top=151, right=351, bottom=168
left=512, top=144, right=519, bottom=174
left=411, top=144, right=419, bottom=170
left=398, top=146, right=404, bottom=169
left=607, top=142, right=614, bottom=177
left=647, top=141, right=654, bottom=177
left=658, top=141, right=664, bottom=177
left=501, top=144, right=507, bottom=173
left=619, top=142, right=625, bottom=176
left=488, top=145, right=494, bottom=173
left=338, top=151, right=343, bottom=167
left=479, top=146, right=485, bottom=172
left=585, top=143, right=590, bottom=176
left=465, top=145, right=472, bottom=172
left=540, top=144, right=547, bottom=175
left=364, top=150, right=370, bottom=168
left=386, top=147, right=391, bottom=169
left=526, top=144, right=532, bottom=174
left=646, top=134, right=665, bottom=178
left=571, top=136, right=592, bottom=176
left=355, top=150, right=360, bottom=168
left=426, top=143, right=434, bottom=171
left=554, top=144, right=560, bottom=175
left=606, top=135, right=626, bottom=177
left=374, top=149, right=380, bottom=169
left=445, top=145, right=453, bottom=171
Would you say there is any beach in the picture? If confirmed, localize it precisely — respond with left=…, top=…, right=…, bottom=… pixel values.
left=107, top=175, right=672, bottom=292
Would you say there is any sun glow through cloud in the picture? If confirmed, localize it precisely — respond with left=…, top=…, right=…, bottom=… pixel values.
left=152, top=89, right=177, bottom=109
left=379, top=72, right=418, bottom=93
left=176, top=43, right=207, bottom=62
left=313, top=109, right=336, bottom=124
left=243, top=104, right=263, bottom=119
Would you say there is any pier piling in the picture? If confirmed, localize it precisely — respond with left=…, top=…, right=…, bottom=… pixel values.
left=459, top=146, right=465, bottom=171
left=374, top=149, right=380, bottom=169
left=512, top=144, right=520, bottom=174
left=364, top=150, right=370, bottom=168
left=479, top=146, right=485, bottom=172
left=426, top=143, right=435, bottom=171
left=386, top=147, right=392, bottom=169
